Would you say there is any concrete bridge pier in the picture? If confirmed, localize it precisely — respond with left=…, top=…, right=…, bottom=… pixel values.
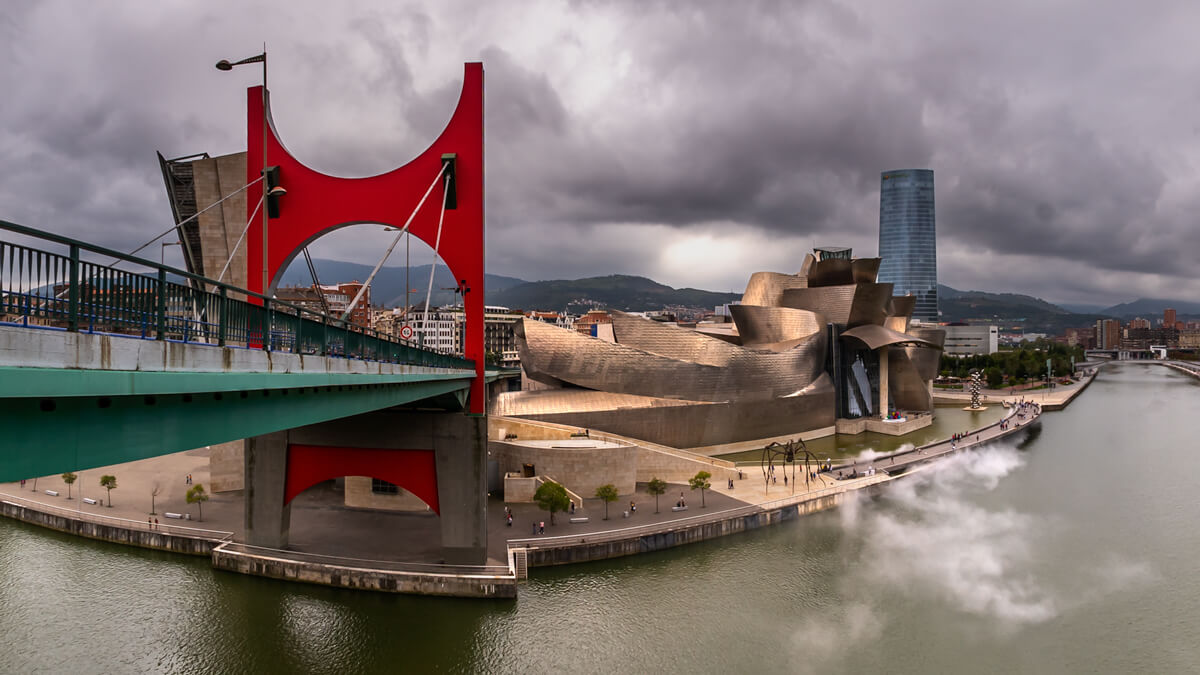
left=243, top=410, right=488, bottom=564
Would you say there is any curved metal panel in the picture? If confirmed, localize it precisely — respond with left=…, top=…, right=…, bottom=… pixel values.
left=851, top=258, right=881, bottom=284
left=887, top=347, right=933, bottom=411
left=840, top=324, right=940, bottom=350
left=728, top=305, right=824, bottom=346
left=515, top=318, right=826, bottom=402
left=781, top=285, right=853, bottom=324
left=806, top=258, right=853, bottom=287
left=742, top=271, right=807, bottom=307
left=890, top=295, right=916, bottom=320
left=905, top=327, right=945, bottom=382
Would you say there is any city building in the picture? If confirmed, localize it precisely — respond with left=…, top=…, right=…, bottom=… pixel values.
left=943, top=324, right=999, bottom=355
left=878, top=169, right=938, bottom=323
left=1095, top=318, right=1121, bottom=349
left=574, top=310, right=612, bottom=336
left=1128, top=317, right=1151, bottom=330
left=496, top=247, right=944, bottom=448
left=1164, top=308, right=1177, bottom=329
left=275, top=281, right=371, bottom=328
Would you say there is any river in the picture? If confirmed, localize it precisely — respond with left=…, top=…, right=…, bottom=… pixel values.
left=1, top=363, right=1197, bottom=673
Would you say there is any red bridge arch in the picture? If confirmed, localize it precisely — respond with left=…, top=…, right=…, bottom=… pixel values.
left=284, top=444, right=440, bottom=514
left=246, top=63, right=485, bottom=412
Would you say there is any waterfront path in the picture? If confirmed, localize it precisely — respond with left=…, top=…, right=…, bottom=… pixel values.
left=932, top=368, right=1097, bottom=411
left=503, top=403, right=1043, bottom=558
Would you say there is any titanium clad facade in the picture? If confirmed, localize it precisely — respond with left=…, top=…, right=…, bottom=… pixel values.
left=878, top=169, right=938, bottom=323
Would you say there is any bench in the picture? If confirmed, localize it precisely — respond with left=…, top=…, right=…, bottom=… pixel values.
left=82, top=498, right=97, bottom=505
left=671, top=505, right=688, bottom=512
left=569, top=517, right=589, bottom=524
left=44, top=490, right=59, bottom=497
left=164, top=512, right=184, bottom=519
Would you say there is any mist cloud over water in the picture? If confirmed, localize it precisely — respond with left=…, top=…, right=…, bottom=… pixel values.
left=790, top=444, right=1154, bottom=667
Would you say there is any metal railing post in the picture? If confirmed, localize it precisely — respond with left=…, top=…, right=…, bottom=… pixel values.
left=156, top=268, right=166, bottom=340
left=67, top=245, right=80, bottom=332
left=217, top=287, right=228, bottom=346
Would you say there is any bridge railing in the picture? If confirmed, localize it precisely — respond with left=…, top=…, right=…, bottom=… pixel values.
left=0, top=220, right=474, bottom=370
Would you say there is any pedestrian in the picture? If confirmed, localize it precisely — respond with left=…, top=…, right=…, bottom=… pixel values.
left=506, top=514, right=513, bottom=527
left=539, top=521, right=545, bottom=535
left=148, top=517, right=153, bottom=529
left=570, top=500, right=575, bottom=514
left=154, top=518, right=159, bottom=528
left=783, top=475, right=787, bottom=486
left=630, top=501, right=636, bottom=513
left=532, top=522, right=537, bottom=535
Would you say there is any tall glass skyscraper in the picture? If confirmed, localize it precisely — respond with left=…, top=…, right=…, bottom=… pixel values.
left=878, top=169, right=938, bottom=323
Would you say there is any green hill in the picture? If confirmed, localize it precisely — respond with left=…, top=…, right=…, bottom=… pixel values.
left=489, top=275, right=741, bottom=312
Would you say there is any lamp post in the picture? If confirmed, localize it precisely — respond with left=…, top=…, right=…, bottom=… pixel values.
left=216, top=50, right=269, bottom=295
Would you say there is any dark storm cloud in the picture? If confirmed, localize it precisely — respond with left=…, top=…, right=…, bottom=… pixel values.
left=3, top=0, right=1199, bottom=303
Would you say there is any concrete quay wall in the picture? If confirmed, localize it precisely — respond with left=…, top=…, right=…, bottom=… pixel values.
left=211, top=546, right=516, bottom=599
left=0, top=501, right=220, bottom=556
left=521, top=490, right=851, bottom=568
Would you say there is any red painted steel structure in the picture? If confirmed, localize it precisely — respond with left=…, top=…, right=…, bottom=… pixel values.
left=245, top=62, right=486, bottom=413
left=285, top=444, right=440, bottom=513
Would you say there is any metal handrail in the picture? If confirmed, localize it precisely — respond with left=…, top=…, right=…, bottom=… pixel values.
left=0, top=490, right=233, bottom=539
left=215, top=541, right=512, bottom=577
left=0, top=219, right=474, bottom=370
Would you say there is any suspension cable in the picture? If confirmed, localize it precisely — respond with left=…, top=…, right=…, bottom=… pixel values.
left=338, top=163, right=448, bottom=324
left=216, top=195, right=264, bottom=283
left=302, top=248, right=331, bottom=315
left=108, top=175, right=265, bottom=269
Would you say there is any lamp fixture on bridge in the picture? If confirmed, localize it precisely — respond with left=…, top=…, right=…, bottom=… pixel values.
left=216, top=49, right=271, bottom=294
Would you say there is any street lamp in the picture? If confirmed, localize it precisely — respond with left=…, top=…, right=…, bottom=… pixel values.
left=216, top=50, right=269, bottom=295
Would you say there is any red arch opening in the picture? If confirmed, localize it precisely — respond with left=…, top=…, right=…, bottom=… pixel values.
left=246, top=62, right=485, bottom=413
left=285, top=444, right=439, bottom=514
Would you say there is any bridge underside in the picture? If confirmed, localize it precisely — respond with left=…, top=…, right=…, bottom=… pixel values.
left=0, top=368, right=473, bottom=483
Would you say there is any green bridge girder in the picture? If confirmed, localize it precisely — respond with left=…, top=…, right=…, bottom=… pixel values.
left=0, top=366, right=482, bottom=482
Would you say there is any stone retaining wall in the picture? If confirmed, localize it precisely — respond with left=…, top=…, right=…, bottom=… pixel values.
left=211, top=546, right=517, bottom=599
left=521, top=491, right=848, bottom=567
left=0, top=501, right=219, bottom=556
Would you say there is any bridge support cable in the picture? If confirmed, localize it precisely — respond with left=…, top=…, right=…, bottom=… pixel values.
left=338, top=164, right=448, bottom=324
left=106, top=175, right=265, bottom=270
left=216, top=196, right=264, bottom=283
left=301, top=247, right=331, bottom=315
left=419, top=173, right=452, bottom=349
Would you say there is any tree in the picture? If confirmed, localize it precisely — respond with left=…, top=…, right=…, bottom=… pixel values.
left=61, top=472, right=77, bottom=499
left=533, top=480, right=570, bottom=525
left=99, top=475, right=117, bottom=507
left=594, top=484, right=619, bottom=520
left=186, top=484, right=209, bottom=521
left=647, top=478, right=668, bottom=513
left=150, top=483, right=162, bottom=515
left=689, top=471, right=712, bottom=508
left=985, top=367, right=1004, bottom=389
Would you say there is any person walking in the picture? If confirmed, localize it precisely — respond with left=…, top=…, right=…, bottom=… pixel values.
left=539, top=521, right=545, bottom=535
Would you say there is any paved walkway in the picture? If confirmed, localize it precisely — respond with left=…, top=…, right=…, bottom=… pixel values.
left=933, top=369, right=1097, bottom=409
left=1, top=400, right=1047, bottom=566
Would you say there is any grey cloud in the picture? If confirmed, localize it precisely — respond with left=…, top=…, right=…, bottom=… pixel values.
left=2, top=0, right=1199, bottom=305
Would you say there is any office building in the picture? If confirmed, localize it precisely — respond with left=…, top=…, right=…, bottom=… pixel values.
left=943, top=324, right=999, bottom=355
left=878, top=169, right=938, bottom=323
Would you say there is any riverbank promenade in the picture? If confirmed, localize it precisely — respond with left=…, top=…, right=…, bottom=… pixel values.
left=501, top=401, right=1043, bottom=568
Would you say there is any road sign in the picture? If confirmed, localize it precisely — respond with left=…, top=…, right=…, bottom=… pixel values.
left=400, top=325, right=414, bottom=340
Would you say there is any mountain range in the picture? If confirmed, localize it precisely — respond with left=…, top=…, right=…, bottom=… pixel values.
left=291, top=258, right=1195, bottom=332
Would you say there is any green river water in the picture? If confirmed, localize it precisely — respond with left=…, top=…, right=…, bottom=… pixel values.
left=1, top=363, right=1197, bottom=673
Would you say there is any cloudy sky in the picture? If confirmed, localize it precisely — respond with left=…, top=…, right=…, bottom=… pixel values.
left=3, top=0, right=1199, bottom=306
